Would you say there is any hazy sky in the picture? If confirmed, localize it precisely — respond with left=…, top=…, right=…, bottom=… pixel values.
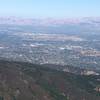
left=0, top=0, right=100, bottom=18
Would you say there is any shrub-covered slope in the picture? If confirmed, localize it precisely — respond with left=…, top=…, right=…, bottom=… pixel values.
left=0, top=60, right=99, bottom=100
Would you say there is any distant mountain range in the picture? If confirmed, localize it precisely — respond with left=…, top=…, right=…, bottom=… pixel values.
left=0, top=17, right=100, bottom=26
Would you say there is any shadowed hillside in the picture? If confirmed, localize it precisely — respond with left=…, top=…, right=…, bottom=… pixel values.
left=0, top=60, right=99, bottom=100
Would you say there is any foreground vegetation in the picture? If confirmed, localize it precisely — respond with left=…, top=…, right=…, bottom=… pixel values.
left=0, top=60, right=99, bottom=100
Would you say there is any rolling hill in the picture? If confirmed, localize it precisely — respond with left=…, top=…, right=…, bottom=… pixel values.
left=0, top=60, right=99, bottom=100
